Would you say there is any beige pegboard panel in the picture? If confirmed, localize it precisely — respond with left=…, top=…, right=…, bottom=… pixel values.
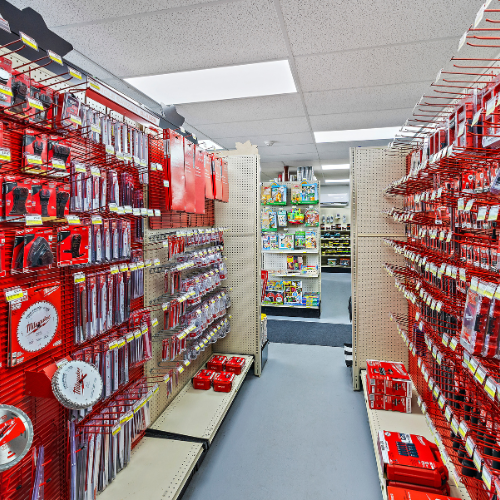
left=85, top=96, right=107, bottom=114
left=351, top=147, right=407, bottom=390
left=214, top=154, right=261, bottom=375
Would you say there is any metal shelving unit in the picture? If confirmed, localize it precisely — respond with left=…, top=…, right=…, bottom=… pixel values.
left=261, top=181, right=321, bottom=316
left=361, top=370, right=470, bottom=500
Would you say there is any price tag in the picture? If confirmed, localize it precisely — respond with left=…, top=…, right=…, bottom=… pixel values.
left=119, top=263, right=129, bottom=272
left=465, top=436, right=475, bottom=457
left=151, top=318, right=159, bottom=327
left=73, top=273, right=85, bottom=284
left=141, top=208, right=148, bottom=216
left=154, top=258, right=161, bottom=266
left=91, top=215, right=102, bottom=225
left=20, top=31, right=38, bottom=50
left=451, top=417, right=459, bottom=434
left=70, top=114, right=82, bottom=126
left=472, top=109, right=482, bottom=126
left=470, top=277, right=479, bottom=292
left=458, top=198, right=465, bottom=211
left=469, top=356, right=479, bottom=374
left=147, top=209, right=154, bottom=216
left=106, top=145, right=115, bottom=154
left=448, top=337, right=458, bottom=351
left=26, top=154, right=42, bottom=165
left=28, top=97, right=43, bottom=110
left=0, top=147, right=11, bottom=161
left=5, top=288, right=23, bottom=302
left=442, top=333, right=449, bottom=347
left=154, top=209, right=161, bottom=217
left=432, top=384, right=440, bottom=399
left=458, top=420, right=469, bottom=439
left=124, top=205, right=133, bottom=214
left=48, top=50, right=63, bottom=65
left=145, top=260, right=152, bottom=267
left=445, top=406, right=453, bottom=422
left=116, top=206, right=125, bottom=214
left=25, top=214, right=42, bottom=226
left=482, top=465, right=492, bottom=491
left=485, top=377, right=497, bottom=399
left=65, top=215, right=80, bottom=225
left=69, top=67, right=82, bottom=80
left=51, top=158, right=66, bottom=170
left=129, top=263, right=137, bottom=271
left=465, top=199, right=475, bottom=211
left=475, top=365, right=487, bottom=385
left=488, top=205, right=499, bottom=221
left=110, top=265, right=119, bottom=275
left=133, top=208, right=141, bottom=216
left=477, top=206, right=488, bottom=221
left=473, top=449, right=483, bottom=472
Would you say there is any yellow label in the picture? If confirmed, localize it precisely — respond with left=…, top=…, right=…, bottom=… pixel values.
left=0, top=84, right=13, bottom=97
left=70, top=115, right=82, bottom=125
left=48, top=50, right=63, bottom=65
left=20, top=32, right=38, bottom=51
left=89, top=81, right=100, bottom=91
left=69, top=67, right=82, bottom=80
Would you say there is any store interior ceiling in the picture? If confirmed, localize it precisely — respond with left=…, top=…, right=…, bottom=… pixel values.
left=8, top=0, right=482, bottom=190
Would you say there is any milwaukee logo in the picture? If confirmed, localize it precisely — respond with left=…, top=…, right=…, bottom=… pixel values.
left=26, top=315, right=50, bottom=335
left=73, top=368, right=85, bottom=394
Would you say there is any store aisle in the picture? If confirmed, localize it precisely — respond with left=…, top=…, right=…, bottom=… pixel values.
left=182, top=344, right=381, bottom=500
left=267, top=273, right=351, bottom=324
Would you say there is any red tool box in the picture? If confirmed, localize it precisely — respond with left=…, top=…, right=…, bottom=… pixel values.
left=387, top=486, right=460, bottom=499
left=368, top=394, right=411, bottom=413
left=366, top=360, right=411, bottom=397
left=213, top=372, right=235, bottom=393
left=225, top=356, right=246, bottom=375
left=206, top=355, right=227, bottom=372
left=378, top=431, right=450, bottom=495
left=192, top=369, right=216, bottom=390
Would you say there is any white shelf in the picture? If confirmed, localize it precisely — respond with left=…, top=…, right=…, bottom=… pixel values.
left=151, top=354, right=253, bottom=443
left=361, top=370, right=471, bottom=500
left=269, top=273, right=319, bottom=278
left=261, top=303, right=319, bottom=309
left=97, top=437, right=203, bottom=500
left=262, top=249, right=318, bottom=254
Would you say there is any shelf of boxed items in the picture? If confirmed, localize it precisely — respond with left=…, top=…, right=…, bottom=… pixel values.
left=149, top=353, right=253, bottom=443
left=361, top=369, right=470, bottom=500
left=261, top=181, right=321, bottom=312
left=320, top=227, right=350, bottom=269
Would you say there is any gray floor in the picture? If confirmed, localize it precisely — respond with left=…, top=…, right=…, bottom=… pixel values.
left=267, top=273, right=351, bottom=324
left=182, top=343, right=381, bottom=500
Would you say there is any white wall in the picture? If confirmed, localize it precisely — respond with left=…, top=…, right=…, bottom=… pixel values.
left=320, top=184, right=350, bottom=203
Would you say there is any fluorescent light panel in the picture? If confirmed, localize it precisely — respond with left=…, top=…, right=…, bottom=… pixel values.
left=198, top=139, right=223, bottom=150
left=322, top=164, right=349, bottom=170
left=125, top=60, right=297, bottom=105
left=325, top=179, right=350, bottom=183
left=314, top=126, right=400, bottom=143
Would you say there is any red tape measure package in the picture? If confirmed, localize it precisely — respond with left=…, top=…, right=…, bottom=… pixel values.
left=378, top=431, right=450, bottom=495
left=8, top=282, right=62, bottom=367
left=193, top=369, right=216, bottom=390
left=366, top=359, right=411, bottom=396
left=388, top=486, right=460, bottom=500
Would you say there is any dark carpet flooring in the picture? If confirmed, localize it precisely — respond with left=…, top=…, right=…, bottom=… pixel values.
left=267, top=320, right=351, bottom=347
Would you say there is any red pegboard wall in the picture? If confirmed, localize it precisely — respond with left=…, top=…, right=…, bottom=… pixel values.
left=0, top=81, right=148, bottom=499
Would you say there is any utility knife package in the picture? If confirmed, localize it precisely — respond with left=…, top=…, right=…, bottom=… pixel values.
left=4, top=176, right=33, bottom=220
left=7, top=281, right=62, bottom=367
left=183, top=139, right=196, bottom=213
left=57, top=225, right=90, bottom=266
left=168, top=130, right=186, bottom=211
left=23, top=129, right=48, bottom=174
left=193, top=146, right=206, bottom=214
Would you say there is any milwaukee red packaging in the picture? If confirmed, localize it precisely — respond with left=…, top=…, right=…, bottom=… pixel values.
left=387, top=486, right=460, bottom=500
left=225, top=356, right=246, bottom=375
left=4, top=176, right=33, bottom=220
left=213, top=156, right=223, bottom=200
left=204, top=153, right=214, bottom=200
left=192, top=369, right=216, bottom=390
left=183, top=139, right=196, bottom=213
left=366, top=359, right=411, bottom=397
left=213, top=372, right=235, bottom=392
left=56, top=225, right=90, bottom=266
left=368, top=394, right=411, bottom=414
left=193, top=146, right=206, bottom=214
left=167, top=129, right=186, bottom=211
left=207, top=355, right=227, bottom=372
left=378, top=431, right=450, bottom=495
left=221, top=159, right=229, bottom=203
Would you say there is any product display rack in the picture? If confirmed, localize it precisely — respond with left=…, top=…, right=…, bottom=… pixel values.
left=320, top=206, right=351, bottom=272
left=261, top=180, right=321, bottom=318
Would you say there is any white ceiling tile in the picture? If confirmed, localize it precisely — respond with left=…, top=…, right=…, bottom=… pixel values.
left=304, top=82, right=427, bottom=116
left=279, top=0, right=482, bottom=56
left=177, top=94, right=304, bottom=126
left=317, top=140, right=390, bottom=161
left=310, top=108, right=413, bottom=132
left=296, top=38, right=459, bottom=92
left=201, top=117, right=310, bottom=141
left=259, top=143, right=317, bottom=159
left=214, top=132, right=314, bottom=150
left=8, top=0, right=227, bottom=28
left=50, top=0, right=288, bottom=77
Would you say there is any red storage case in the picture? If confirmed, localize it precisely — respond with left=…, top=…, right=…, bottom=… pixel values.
left=378, top=431, right=450, bottom=494
left=368, top=394, right=411, bottom=413
left=388, top=486, right=459, bottom=499
left=225, top=356, right=246, bottom=375
left=213, top=372, right=235, bottom=393
left=192, top=369, right=216, bottom=390
left=207, top=355, right=227, bottom=372
left=366, top=360, right=411, bottom=396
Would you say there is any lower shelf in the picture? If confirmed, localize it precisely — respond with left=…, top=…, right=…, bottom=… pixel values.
left=97, top=437, right=204, bottom=500
left=261, top=303, right=319, bottom=309
left=151, top=354, right=254, bottom=443
left=361, top=370, right=470, bottom=500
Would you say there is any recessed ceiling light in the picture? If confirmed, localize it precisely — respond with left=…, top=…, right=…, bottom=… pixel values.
left=325, top=179, right=350, bottom=183
left=198, top=139, right=223, bottom=150
left=125, top=60, right=297, bottom=105
left=314, top=126, right=400, bottom=143
left=322, top=164, right=350, bottom=170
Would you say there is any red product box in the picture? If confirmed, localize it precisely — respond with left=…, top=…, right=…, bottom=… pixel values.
left=368, top=394, right=411, bottom=413
left=213, top=372, right=235, bottom=392
left=378, top=431, right=449, bottom=493
left=366, top=360, right=411, bottom=396
left=32, top=181, right=57, bottom=218
left=388, top=486, right=460, bottom=500
left=193, top=369, right=216, bottom=390
left=57, top=225, right=89, bottom=266
left=0, top=56, right=13, bottom=108
left=4, top=176, right=33, bottom=220
left=225, top=356, right=246, bottom=375
left=207, top=355, right=227, bottom=372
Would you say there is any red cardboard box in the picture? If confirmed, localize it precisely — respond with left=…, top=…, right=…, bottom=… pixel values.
left=366, top=360, right=411, bottom=396
left=213, top=372, right=235, bottom=393
left=225, top=356, right=246, bottom=375
left=193, top=369, right=216, bottom=390
left=378, top=431, right=449, bottom=494
left=388, top=486, right=459, bottom=499
left=207, top=355, right=227, bottom=372
left=369, top=394, right=411, bottom=413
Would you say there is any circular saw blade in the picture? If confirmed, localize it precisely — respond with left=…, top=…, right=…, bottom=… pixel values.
left=0, top=405, right=33, bottom=472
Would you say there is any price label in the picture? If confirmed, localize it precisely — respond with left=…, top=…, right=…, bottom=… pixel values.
left=477, top=206, right=488, bottom=221
left=147, top=209, right=154, bottom=216
left=442, top=334, right=449, bottom=347
left=488, top=205, right=499, bottom=221
left=0, top=148, right=11, bottom=161
left=65, top=215, right=80, bottom=225
left=69, top=67, right=82, bottom=80
left=445, top=406, right=453, bottom=422
left=451, top=417, right=459, bottom=434
left=106, top=145, right=115, bottom=154
left=151, top=318, right=159, bottom=327
left=70, top=114, right=82, bottom=126
left=91, top=215, right=102, bottom=224
left=0, top=84, right=12, bottom=97
left=154, top=209, right=161, bottom=217
left=124, top=205, right=133, bottom=214
left=25, top=214, right=42, bottom=226
left=465, top=436, right=475, bottom=457
left=465, top=199, right=475, bottom=212
left=20, top=31, right=38, bottom=50
left=52, top=158, right=67, bottom=170
left=473, top=449, right=483, bottom=472
left=28, top=97, right=43, bottom=110
left=73, top=273, right=85, bottom=284
left=48, top=50, right=63, bottom=65
left=458, top=420, right=469, bottom=439
left=482, top=465, right=492, bottom=491
left=110, top=265, right=119, bottom=275
left=116, top=206, right=125, bottom=214
left=5, top=288, right=24, bottom=302
left=485, top=377, right=497, bottom=399
left=475, top=365, right=487, bottom=385
left=133, top=208, right=141, bottom=216
left=450, top=337, right=458, bottom=351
